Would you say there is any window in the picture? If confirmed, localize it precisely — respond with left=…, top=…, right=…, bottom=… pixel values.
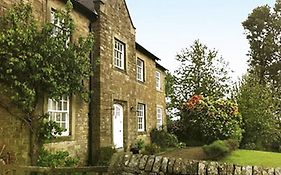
left=136, top=58, right=144, bottom=82
left=156, top=71, right=161, bottom=91
left=48, top=96, right=70, bottom=136
left=50, top=9, right=70, bottom=45
left=156, top=106, right=163, bottom=130
left=114, top=39, right=125, bottom=70
left=137, top=103, right=145, bottom=132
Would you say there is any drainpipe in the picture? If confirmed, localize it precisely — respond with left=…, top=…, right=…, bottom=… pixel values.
left=88, top=21, right=94, bottom=166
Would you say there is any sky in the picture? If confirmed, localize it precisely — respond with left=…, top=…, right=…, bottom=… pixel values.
left=126, top=0, right=275, bottom=81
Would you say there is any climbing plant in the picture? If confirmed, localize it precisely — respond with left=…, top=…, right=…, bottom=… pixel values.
left=0, top=1, right=94, bottom=164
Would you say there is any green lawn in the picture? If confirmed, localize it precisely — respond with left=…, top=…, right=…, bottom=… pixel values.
left=160, top=147, right=281, bottom=168
left=222, top=149, right=281, bottom=168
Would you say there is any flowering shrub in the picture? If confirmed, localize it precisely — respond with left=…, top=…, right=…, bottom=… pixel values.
left=185, top=95, right=203, bottom=109
left=181, top=95, right=243, bottom=144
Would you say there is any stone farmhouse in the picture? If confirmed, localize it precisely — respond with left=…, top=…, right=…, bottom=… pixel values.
left=0, top=0, right=167, bottom=165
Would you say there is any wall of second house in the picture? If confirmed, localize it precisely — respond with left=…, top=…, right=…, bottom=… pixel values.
left=135, top=51, right=158, bottom=143
left=91, top=0, right=137, bottom=154
left=0, top=0, right=91, bottom=165
left=156, top=68, right=167, bottom=129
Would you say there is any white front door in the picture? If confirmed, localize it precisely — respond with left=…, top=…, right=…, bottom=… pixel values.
left=113, top=104, right=123, bottom=148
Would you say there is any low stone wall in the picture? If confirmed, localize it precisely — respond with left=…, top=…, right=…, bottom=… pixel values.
left=109, top=153, right=281, bottom=175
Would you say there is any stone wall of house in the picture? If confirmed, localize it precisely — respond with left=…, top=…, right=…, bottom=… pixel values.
left=0, top=0, right=91, bottom=165
left=91, top=0, right=137, bottom=159
left=109, top=153, right=281, bottom=175
left=42, top=0, right=91, bottom=166
left=156, top=67, right=167, bottom=129
left=44, top=95, right=90, bottom=165
left=91, top=1, right=167, bottom=162
left=135, top=51, right=167, bottom=143
left=0, top=0, right=33, bottom=165
left=0, top=92, right=30, bottom=165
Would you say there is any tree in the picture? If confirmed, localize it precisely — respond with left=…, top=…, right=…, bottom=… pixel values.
left=165, top=72, right=178, bottom=119
left=171, top=40, right=231, bottom=110
left=242, top=2, right=281, bottom=88
left=242, top=1, right=281, bottom=147
left=234, top=74, right=280, bottom=151
left=0, top=1, right=94, bottom=164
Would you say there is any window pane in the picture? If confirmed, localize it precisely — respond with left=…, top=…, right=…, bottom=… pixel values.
left=137, top=104, right=145, bottom=132
left=156, top=71, right=161, bottom=90
left=63, top=101, right=68, bottom=110
left=56, top=114, right=61, bottom=122
left=61, top=123, right=66, bottom=129
left=58, top=101, right=62, bottom=110
left=137, top=59, right=144, bottom=82
left=48, top=96, right=70, bottom=136
left=114, top=39, right=125, bottom=69
left=156, top=107, right=163, bottom=130
left=61, top=113, right=66, bottom=121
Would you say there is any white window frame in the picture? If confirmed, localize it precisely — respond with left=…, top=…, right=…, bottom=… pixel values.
left=137, top=58, right=144, bottom=82
left=50, top=9, right=70, bottom=45
left=156, top=71, right=161, bottom=91
left=156, top=106, right=163, bottom=130
left=114, top=39, right=125, bottom=70
left=48, top=96, right=70, bottom=136
left=137, top=103, right=145, bottom=132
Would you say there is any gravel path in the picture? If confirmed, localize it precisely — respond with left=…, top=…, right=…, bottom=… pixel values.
left=159, top=147, right=207, bottom=160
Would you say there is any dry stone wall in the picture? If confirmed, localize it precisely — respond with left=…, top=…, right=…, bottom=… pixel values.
left=109, top=153, right=281, bottom=175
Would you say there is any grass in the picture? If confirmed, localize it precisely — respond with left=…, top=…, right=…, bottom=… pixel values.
left=159, top=147, right=281, bottom=168
left=222, top=149, right=281, bottom=168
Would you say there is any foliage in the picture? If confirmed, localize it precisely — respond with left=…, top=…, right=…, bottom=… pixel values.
left=143, top=144, right=161, bottom=155
left=37, top=149, right=79, bottom=167
left=38, top=115, right=66, bottom=142
left=96, top=147, right=116, bottom=166
left=0, top=1, right=94, bottom=164
left=131, top=139, right=145, bottom=150
left=225, top=139, right=240, bottom=151
left=0, top=144, right=15, bottom=164
left=130, top=139, right=145, bottom=154
left=169, top=40, right=231, bottom=112
left=242, top=1, right=281, bottom=130
left=180, top=95, right=243, bottom=144
left=0, top=1, right=93, bottom=114
left=150, top=128, right=179, bottom=148
left=234, top=74, right=280, bottom=151
left=203, top=140, right=231, bottom=160
left=165, top=72, right=178, bottom=119
left=242, top=2, right=281, bottom=88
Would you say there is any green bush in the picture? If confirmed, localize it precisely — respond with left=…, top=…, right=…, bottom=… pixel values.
left=203, top=140, right=230, bottom=160
left=181, top=95, right=243, bottom=144
left=131, top=139, right=145, bottom=150
left=225, top=139, right=240, bottom=151
left=235, top=75, right=280, bottom=151
left=37, top=149, right=79, bottom=167
left=96, top=146, right=116, bottom=166
left=150, top=128, right=179, bottom=148
left=242, top=143, right=257, bottom=150
left=143, top=144, right=160, bottom=155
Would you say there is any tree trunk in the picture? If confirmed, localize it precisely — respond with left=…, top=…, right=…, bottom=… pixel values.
left=29, top=121, right=41, bottom=166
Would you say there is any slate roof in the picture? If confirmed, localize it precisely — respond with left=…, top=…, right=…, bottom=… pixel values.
left=136, top=42, right=160, bottom=61
left=70, top=0, right=98, bottom=20
left=136, top=42, right=167, bottom=71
